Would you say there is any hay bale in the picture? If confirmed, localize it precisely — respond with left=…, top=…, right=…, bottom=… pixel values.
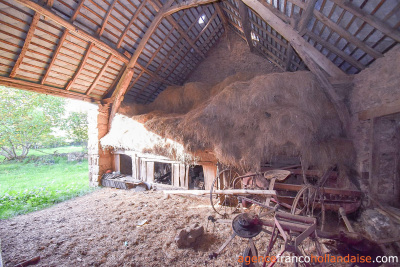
left=108, top=71, right=355, bottom=175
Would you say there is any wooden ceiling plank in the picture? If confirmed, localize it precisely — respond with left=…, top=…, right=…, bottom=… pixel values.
left=238, top=0, right=254, bottom=52
left=98, top=0, right=118, bottom=36
left=313, top=10, right=383, bottom=59
left=9, top=13, right=41, bottom=78
left=332, top=0, right=400, bottom=43
left=116, top=0, right=148, bottom=48
left=0, top=76, right=99, bottom=103
left=66, top=43, right=94, bottom=91
left=86, top=55, right=113, bottom=95
left=194, top=10, right=218, bottom=42
left=14, top=0, right=130, bottom=64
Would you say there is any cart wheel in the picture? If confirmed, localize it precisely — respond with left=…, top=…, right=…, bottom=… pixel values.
left=242, top=245, right=258, bottom=267
left=210, top=169, right=241, bottom=217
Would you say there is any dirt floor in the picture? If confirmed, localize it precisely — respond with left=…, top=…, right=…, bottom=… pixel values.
left=1, top=187, right=339, bottom=267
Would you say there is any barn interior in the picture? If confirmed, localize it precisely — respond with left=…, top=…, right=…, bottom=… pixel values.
left=1, top=0, right=400, bottom=265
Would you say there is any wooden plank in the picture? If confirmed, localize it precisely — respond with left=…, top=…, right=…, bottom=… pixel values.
left=98, top=0, right=118, bottom=36
left=41, top=30, right=68, bottom=84
left=131, top=153, right=137, bottom=179
left=327, top=74, right=354, bottom=85
left=164, top=189, right=277, bottom=195
left=185, top=165, right=189, bottom=189
left=65, top=43, right=93, bottom=91
left=9, top=13, right=41, bottom=78
left=146, top=161, right=154, bottom=183
left=173, top=163, right=180, bottom=187
left=313, top=9, right=383, bottom=59
left=285, top=44, right=294, bottom=70
left=140, top=159, right=147, bottom=181
left=332, top=0, right=400, bottom=43
left=238, top=1, right=254, bottom=51
left=116, top=0, right=148, bottom=48
left=0, top=76, right=99, bottom=102
left=202, top=164, right=216, bottom=190
left=359, top=99, right=400, bottom=120
left=14, top=0, right=130, bottom=64
left=242, top=0, right=345, bottom=78
left=179, top=164, right=186, bottom=188
left=86, top=55, right=113, bottom=95
left=297, top=0, right=318, bottom=35
left=306, top=30, right=365, bottom=70
left=114, top=154, right=120, bottom=172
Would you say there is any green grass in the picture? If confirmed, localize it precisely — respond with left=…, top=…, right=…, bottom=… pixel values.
left=0, top=150, right=95, bottom=219
left=0, top=145, right=84, bottom=161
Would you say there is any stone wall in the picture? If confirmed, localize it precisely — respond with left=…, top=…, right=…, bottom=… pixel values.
left=350, top=45, right=400, bottom=204
left=88, top=104, right=113, bottom=186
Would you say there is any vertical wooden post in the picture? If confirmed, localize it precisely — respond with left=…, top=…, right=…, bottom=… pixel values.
left=88, top=104, right=113, bottom=186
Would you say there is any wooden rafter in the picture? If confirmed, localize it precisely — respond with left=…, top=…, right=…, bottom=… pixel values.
left=109, top=0, right=218, bottom=126
left=332, top=0, right=400, bottom=43
left=0, top=76, right=99, bottom=103
left=98, top=0, right=118, bottom=36
left=238, top=0, right=254, bottom=52
left=313, top=10, right=382, bottom=59
left=86, top=55, right=113, bottom=95
left=70, top=0, right=85, bottom=22
left=9, top=13, right=41, bottom=78
left=297, top=0, right=318, bottom=35
left=116, top=0, right=148, bottom=48
left=241, top=0, right=350, bottom=134
left=41, top=30, right=68, bottom=84
left=66, top=43, right=93, bottom=91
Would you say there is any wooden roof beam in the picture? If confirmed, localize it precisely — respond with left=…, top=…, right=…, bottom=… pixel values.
left=9, top=13, right=41, bottom=78
left=70, top=0, right=85, bottom=22
left=41, top=30, right=68, bottom=84
left=98, top=0, right=118, bottom=36
left=241, top=0, right=350, bottom=134
left=0, top=76, right=100, bottom=103
left=109, top=0, right=218, bottom=126
left=242, top=0, right=345, bottom=78
left=313, top=10, right=383, bottom=59
left=86, top=55, right=113, bottom=96
left=14, top=0, right=129, bottom=64
left=116, top=0, right=148, bottom=49
left=332, top=0, right=400, bottom=43
left=297, top=0, right=318, bottom=35
left=66, top=43, right=93, bottom=91
left=238, top=1, right=254, bottom=52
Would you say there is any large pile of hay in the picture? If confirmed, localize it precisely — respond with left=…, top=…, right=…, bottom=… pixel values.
left=115, top=71, right=354, bottom=173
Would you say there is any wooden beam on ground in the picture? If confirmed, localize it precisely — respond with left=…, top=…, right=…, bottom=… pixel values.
left=332, top=0, right=400, bottom=43
left=116, top=0, right=148, bottom=48
left=359, top=99, right=400, bottom=120
left=9, top=13, right=41, bottom=78
left=66, top=43, right=93, bottom=91
left=98, top=0, right=118, bottom=36
left=297, top=0, right=318, bottom=35
left=241, top=0, right=350, bottom=134
left=238, top=1, right=254, bottom=52
left=163, top=189, right=277, bottom=196
left=242, top=0, right=345, bottom=78
left=0, top=76, right=100, bottom=103
left=109, top=0, right=218, bottom=126
left=86, top=55, right=113, bottom=95
left=41, top=30, right=68, bottom=84
left=313, top=10, right=382, bottom=59
left=14, top=0, right=130, bottom=65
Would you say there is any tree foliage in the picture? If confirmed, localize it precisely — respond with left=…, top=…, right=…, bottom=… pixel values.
left=0, top=87, right=65, bottom=160
left=62, top=111, right=88, bottom=147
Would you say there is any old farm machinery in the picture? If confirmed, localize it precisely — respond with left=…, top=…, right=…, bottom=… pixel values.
left=208, top=167, right=364, bottom=266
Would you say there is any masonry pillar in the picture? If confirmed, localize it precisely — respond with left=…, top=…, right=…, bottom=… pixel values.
left=88, top=104, right=113, bottom=186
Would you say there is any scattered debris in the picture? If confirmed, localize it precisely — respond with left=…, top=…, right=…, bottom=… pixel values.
left=175, top=223, right=204, bottom=248
left=137, top=220, right=148, bottom=226
left=14, top=256, right=40, bottom=267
